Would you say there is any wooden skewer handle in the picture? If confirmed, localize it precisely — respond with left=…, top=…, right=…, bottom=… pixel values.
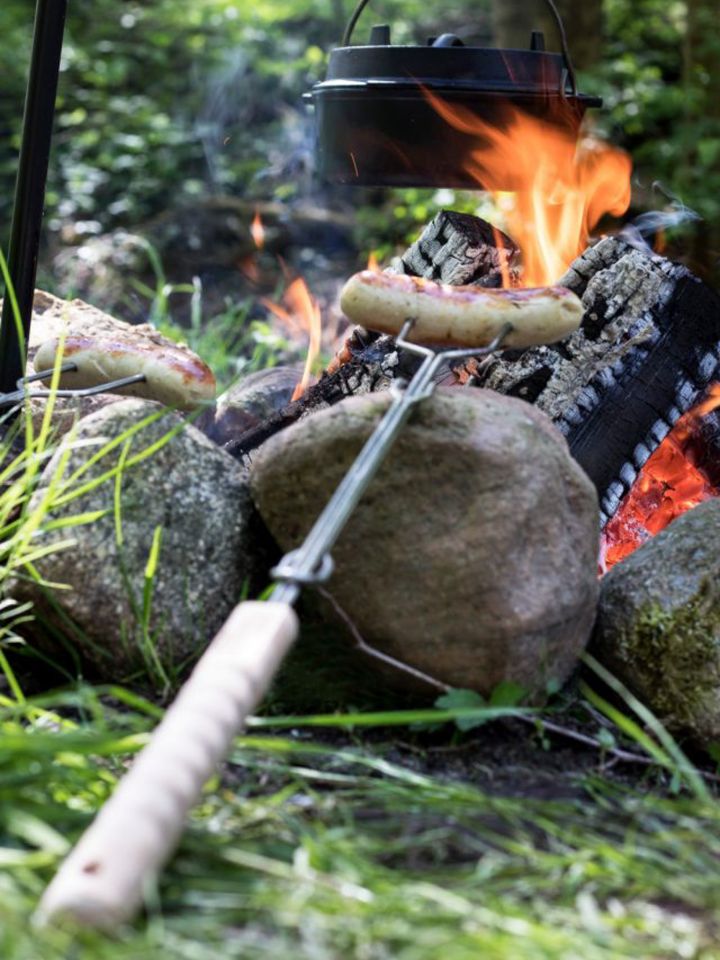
left=37, top=600, right=299, bottom=930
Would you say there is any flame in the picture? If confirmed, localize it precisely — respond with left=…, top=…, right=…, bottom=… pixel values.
left=367, top=251, right=380, bottom=272
left=263, top=277, right=322, bottom=401
left=601, top=384, right=720, bottom=570
left=491, top=225, right=513, bottom=288
left=425, top=93, right=632, bottom=286
left=238, top=254, right=260, bottom=284
left=250, top=209, right=265, bottom=250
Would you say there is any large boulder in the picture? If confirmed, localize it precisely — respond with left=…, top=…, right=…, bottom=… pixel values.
left=250, top=387, right=600, bottom=700
left=10, top=398, right=266, bottom=681
left=593, top=498, right=720, bottom=742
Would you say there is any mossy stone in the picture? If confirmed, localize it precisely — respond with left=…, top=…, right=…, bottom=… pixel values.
left=593, top=498, right=720, bottom=742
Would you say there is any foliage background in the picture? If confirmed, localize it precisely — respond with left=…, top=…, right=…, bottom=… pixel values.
left=0, top=0, right=719, bottom=283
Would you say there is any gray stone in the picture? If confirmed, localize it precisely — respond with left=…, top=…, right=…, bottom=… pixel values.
left=23, top=393, right=123, bottom=440
left=197, top=365, right=301, bottom=446
left=250, top=387, right=599, bottom=700
left=593, top=498, right=720, bottom=742
left=10, top=398, right=263, bottom=681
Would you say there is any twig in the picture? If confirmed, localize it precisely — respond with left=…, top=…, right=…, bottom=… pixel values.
left=515, top=714, right=720, bottom=783
left=316, top=587, right=451, bottom=694
left=313, top=592, right=720, bottom=785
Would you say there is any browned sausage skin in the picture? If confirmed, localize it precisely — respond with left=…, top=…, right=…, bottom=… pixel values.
left=340, top=271, right=583, bottom=350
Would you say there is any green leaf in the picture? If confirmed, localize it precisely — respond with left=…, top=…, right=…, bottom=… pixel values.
left=489, top=681, right=526, bottom=708
left=435, top=689, right=489, bottom=731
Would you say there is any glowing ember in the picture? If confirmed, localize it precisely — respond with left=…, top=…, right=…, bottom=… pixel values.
left=424, top=94, right=632, bottom=286
left=601, top=384, right=720, bottom=570
left=262, top=277, right=322, bottom=401
left=250, top=209, right=265, bottom=250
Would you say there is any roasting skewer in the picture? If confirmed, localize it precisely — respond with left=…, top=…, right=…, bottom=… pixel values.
left=37, top=282, right=583, bottom=930
left=0, top=364, right=147, bottom=419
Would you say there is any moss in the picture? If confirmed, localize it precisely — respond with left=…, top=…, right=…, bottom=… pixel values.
left=610, top=589, right=720, bottom=733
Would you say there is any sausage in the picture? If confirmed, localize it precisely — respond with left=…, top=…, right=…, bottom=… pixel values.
left=33, top=334, right=216, bottom=411
left=340, top=271, right=583, bottom=349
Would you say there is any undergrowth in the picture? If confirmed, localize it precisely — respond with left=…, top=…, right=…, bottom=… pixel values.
left=129, top=236, right=294, bottom=392
left=0, top=282, right=719, bottom=958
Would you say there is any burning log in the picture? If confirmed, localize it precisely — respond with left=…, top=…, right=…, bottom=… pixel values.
left=228, top=214, right=720, bottom=537
left=225, top=330, right=403, bottom=460
left=387, top=210, right=520, bottom=288
left=600, top=384, right=720, bottom=568
left=684, top=407, right=720, bottom=488
left=472, top=236, right=720, bottom=524
left=226, top=213, right=512, bottom=460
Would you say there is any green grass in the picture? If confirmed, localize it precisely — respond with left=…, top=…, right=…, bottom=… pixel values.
left=127, top=236, right=296, bottom=392
left=1, top=687, right=720, bottom=959
left=1, top=279, right=720, bottom=958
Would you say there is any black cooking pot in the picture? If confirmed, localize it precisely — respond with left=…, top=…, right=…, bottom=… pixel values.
left=306, top=0, right=601, bottom=189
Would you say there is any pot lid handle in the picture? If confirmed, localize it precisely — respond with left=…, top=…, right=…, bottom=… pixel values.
left=341, top=0, right=578, bottom=97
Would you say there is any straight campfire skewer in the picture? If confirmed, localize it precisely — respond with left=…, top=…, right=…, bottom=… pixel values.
left=0, top=0, right=67, bottom=397
left=37, top=319, right=515, bottom=930
left=0, top=364, right=147, bottom=423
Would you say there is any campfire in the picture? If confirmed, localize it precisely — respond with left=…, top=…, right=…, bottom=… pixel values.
left=231, top=96, right=720, bottom=573
left=6, top=0, right=720, bottom=933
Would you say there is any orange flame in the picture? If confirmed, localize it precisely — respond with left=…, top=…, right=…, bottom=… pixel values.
left=367, top=251, right=380, bottom=272
left=601, top=384, right=720, bottom=570
left=263, top=277, right=322, bottom=401
left=238, top=254, right=260, bottom=284
left=250, top=209, right=265, bottom=250
left=491, top=225, right=513, bottom=288
left=425, top=94, right=632, bottom=286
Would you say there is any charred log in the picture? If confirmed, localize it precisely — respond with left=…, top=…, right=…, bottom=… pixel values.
left=680, top=407, right=720, bottom=488
left=388, top=209, right=520, bottom=288
left=473, top=236, right=720, bottom=524
left=228, top=214, right=516, bottom=460
left=225, top=330, right=404, bottom=460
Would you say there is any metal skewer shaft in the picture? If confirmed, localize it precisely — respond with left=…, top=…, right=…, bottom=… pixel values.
left=270, top=321, right=512, bottom=603
left=37, top=323, right=511, bottom=930
left=0, top=0, right=68, bottom=395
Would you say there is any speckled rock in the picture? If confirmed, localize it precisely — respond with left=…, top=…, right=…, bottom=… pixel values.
left=23, top=393, right=123, bottom=439
left=10, top=398, right=264, bottom=680
left=250, top=387, right=600, bottom=700
left=196, top=365, right=301, bottom=446
left=593, top=498, right=720, bottom=742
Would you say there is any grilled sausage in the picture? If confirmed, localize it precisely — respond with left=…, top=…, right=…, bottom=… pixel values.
left=340, top=271, right=583, bottom=349
left=33, top=334, right=216, bottom=411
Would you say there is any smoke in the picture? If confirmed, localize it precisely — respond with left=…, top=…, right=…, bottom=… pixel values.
left=621, top=183, right=702, bottom=253
left=193, top=50, right=251, bottom=192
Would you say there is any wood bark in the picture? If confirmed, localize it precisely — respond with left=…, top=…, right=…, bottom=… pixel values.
left=473, top=236, right=720, bottom=523
left=225, top=214, right=512, bottom=460
left=388, top=210, right=519, bottom=287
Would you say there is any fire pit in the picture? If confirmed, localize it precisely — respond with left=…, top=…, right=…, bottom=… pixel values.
left=6, top=0, right=720, bottom=936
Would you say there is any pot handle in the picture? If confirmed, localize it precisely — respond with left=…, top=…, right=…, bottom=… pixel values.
left=341, top=0, right=578, bottom=97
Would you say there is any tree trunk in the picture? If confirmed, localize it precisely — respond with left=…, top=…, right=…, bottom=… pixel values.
left=491, top=0, right=602, bottom=71
left=686, top=0, right=720, bottom=118
left=683, top=0, right=720, bottom=283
